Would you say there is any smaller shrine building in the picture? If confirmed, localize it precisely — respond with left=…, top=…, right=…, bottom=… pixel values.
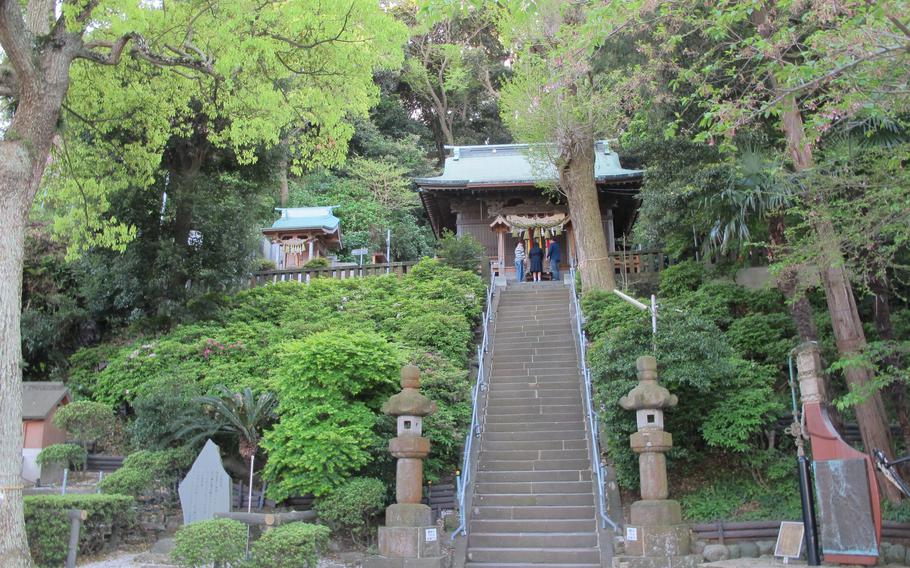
left=414, top=141, right=643, bottom=278
left=263, top=206, right=343, bottom=269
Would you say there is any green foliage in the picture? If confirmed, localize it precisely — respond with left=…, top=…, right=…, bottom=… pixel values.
left=726, top=313, right=795, bottom=366
left=248, top=522, right=331, bottom=568
left=586, top=290, right=785, bottom=487
left=436, top=231, right=485, bottom=272
left=52, top=400, right=114, bottom=444
left=100, top=448, right=195, bottom=498
left=128, top=377, right=207, bottom=450
left=36, top=443, right=87, bottom=471
left=658, top=261, right=706, bottom=297
left=171, top=518, right=247, bottom=568
left=262, top=330, right=401, bottom=499
left=314, top=477, right=387, bottom=544
left=69, top=259, right=483, bottom=496
left=581, top=290, right=648, bottom=339
left=24, top=494, right=135, bottom=568
left=303, top=257, right=331, bottom=269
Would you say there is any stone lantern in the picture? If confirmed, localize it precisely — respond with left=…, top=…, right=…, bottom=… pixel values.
left=613, top=356, right=699, bottom=568
left=366, top=365, right=444, bottom=568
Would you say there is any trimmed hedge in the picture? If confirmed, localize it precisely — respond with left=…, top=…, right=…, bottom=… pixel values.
left=314, top=477, right=386, bottom=543
left=248, top=522, right=330, bottom=568
left=172, top=518, right=247, bottom=568
left=25, top=494, right=135, bottom=567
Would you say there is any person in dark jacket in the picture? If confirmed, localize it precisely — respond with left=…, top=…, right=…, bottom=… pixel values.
left=528, top=242, right=544, bottom=282
left=547, top=239, right=562, bottom=281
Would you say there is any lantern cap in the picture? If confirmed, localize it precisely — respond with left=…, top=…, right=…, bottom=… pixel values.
left=619, top=356, right=677, bottom=411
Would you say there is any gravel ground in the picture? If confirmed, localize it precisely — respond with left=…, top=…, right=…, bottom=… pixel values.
left=76, top=550, right=355, bottom=568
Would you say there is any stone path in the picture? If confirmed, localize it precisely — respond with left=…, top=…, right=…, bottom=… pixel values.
left=703, top=559, right=909, bottom=567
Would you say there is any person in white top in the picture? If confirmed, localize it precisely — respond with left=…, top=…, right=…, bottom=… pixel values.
left=514, top=242, right=526, bottom=282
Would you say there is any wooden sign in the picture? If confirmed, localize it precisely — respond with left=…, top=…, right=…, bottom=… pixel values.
left=775, top=521, right=805, bottom=562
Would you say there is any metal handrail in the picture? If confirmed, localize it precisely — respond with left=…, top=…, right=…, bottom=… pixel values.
left=569, top=269, right=620, bottom=532
left=451, top=271, right=496, bottom=539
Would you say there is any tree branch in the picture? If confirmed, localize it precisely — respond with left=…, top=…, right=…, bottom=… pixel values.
left=77, top=33, right=218, bottom=77
left=268, top=2, right=356, bottom=49
left=0, top=0, right=39, bottom=91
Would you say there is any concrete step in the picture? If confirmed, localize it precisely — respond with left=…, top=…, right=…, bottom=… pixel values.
left=493, top=361, right=579, bottom=372
left=470, top=519, right=596, bottom=533
left=472, top=505, right=596, bottom=520
left=465, top=564, right=599, bottom=568
left=490, top=376, right=579, bottom=385
left=485, top=413, right=584, bottom=425
left=486, top=388, right=580, bottom=399
left=488, top=382, right=581, bottom=393
left=493, top=345, right=577, bottom=357
left=469, top=532, right=598, bottom=548
left=481, top=439, right=587, bottom=452
left=472, top=493, right=595, bottom=508
left=478, top=458, right=591, bottom=472
left=483, top=430, right=587, bottom=442
left=476, top=469, right=591, bottom=482
left=474, top=480, right=593, bottom=495
left=466, top=547, right=600, bottom=564
left=487, top=404, right=584, bottom=415
left=489, top=396, right=582, bottom=407
left=483, top=422, right=585, bottom=434
left=479, top=449, right=589, bottom=461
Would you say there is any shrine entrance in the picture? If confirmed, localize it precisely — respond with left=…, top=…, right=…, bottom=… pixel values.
left=489, top=213, right=574, bottom=281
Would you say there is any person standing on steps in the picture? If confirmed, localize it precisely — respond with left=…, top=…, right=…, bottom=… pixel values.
left=547, top=239, right=561, bottom=281
left=528, top=241, right=544, bottom=282
left=514, top=241, right=526, bottom=283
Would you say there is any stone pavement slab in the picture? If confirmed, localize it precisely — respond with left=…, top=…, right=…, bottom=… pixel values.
left=702, top=558, right=908, bottom=567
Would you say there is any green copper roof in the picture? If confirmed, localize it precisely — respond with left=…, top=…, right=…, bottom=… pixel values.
left=413, top=141, right=642, bottom=187
left=265, top=206, right=340, bottom=232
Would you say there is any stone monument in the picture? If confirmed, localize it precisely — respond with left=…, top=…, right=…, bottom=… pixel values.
left=365, top=365, right=444, bottom=568
left=613, top=356, right=700, bottom=568
left=178, top=439, right=232, bottom=525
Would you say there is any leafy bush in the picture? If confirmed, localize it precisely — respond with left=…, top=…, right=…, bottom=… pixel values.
left=25, top=494, right=135, bottom=568
left=262, top=331, right=401, bottom=499
left=303, top=257, right=331, bottom=268
left=128, top=376, right=207, bottom=450
left=726, top=312, right=795, bottom=365
left=581, top=290, right=648, bottom=339
left=436, top=230, right=484, bottom=272
left=679, top=463, right=801, bottom=522
left=67, top=259, right=485, bottom=497
left=100, top=447, right=195, bottom=498
left=36, top=443, right=87, bottom=471
left=52, top=400, right=114, bottom=444
left=172, top=518, right=246, bottom=568
left=248, top=522, right=330, bottom=568
left=314, top=477, right=387, bottom=544
left=657, top=260, right=705, bottom=297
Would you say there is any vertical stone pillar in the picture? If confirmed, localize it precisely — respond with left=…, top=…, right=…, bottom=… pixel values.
left=365, top=365, right=444, bottom=568
left=613, top=356, right=700, bottom=568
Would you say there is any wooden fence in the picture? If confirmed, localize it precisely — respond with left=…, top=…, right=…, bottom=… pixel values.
left=611, top=250, right=667, bottom=285
left=692, top=520, right=910, bottom=543
left=250, top=261, right=419, bottom=287
left=85, top=455, right=124, bottom=473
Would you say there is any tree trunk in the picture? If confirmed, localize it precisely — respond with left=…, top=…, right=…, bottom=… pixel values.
left=777, top=93, right=900, bottom=502
left=278, top=152, right=289, bottom=207
left=0, top=151, right=33, bottom=568
left=559, top=133, right=614, bottom=291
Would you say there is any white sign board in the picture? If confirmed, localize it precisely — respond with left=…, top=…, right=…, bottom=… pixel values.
left=425, top=528, right=437, bottom=542
left=625, top=527, right=638, bottom=541
left=351, top=248, right=369, bottom=256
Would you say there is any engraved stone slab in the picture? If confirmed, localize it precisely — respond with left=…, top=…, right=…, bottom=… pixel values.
left=813, top=459, right=879, bottom=557
left=178, top=440, right=231, bottom=525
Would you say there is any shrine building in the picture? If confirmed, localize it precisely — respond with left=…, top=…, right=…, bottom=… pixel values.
left=414, top=141, right=643, bottom=278
left=263, top=206, right=343, bottom=269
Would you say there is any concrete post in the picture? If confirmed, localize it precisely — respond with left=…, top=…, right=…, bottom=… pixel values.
left=365, top=365, right=444, bottom=568
left=612, top=356, right=700, bottom=568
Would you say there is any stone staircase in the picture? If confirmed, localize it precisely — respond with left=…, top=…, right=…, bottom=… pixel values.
left=465, top=282, right=605, bottom=568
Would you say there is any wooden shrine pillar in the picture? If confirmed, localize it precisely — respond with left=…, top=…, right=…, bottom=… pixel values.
left=605, top=208, right=616, bottom=253
left=566, top=222, right=576, bottom=266
left=489, top=215, right=511, bottom=277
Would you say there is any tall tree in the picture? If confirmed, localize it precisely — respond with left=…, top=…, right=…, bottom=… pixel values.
left=637, top=0, right=910, bottom=501
left=0, top=1, right=405, bottom=564
left=498, top=1, right=641, bottom=291
left=396, top=0, right=511, bottom=163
